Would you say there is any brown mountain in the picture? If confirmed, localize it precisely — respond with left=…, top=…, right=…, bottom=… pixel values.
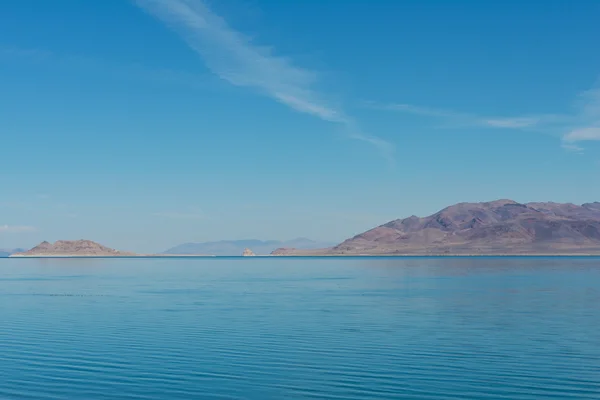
left=11, top=240, right=136, bottom=257
left=272, top=200, right=600, bottom=255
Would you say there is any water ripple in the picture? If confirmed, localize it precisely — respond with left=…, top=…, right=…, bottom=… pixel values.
left=1, top=257, right=599, bottom=399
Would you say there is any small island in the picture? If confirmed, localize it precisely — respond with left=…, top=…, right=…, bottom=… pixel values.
left=10, top=240, right=136, bottom=257
left=10, top=240, right=214, bottom=258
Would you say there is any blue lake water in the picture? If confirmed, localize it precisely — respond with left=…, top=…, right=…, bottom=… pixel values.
left=1, top=256, right=599, bottom=399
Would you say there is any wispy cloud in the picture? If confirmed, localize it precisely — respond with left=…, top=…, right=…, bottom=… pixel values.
left=0, top=225, right=37, bottom=233
left=374, top=103, right=549, bottom=129
left=483, top=117, right=542, bottom=129
left=561, top=142, right=584, bottom=153
left=134, top=0, right=393, bottom=161
left=378, top=104, right=468, bottom=119
left=373, top=81, right=600, bottom=149
left=558, top=86, right=600, bottom=145
left=563, top=127, right=600, bottom=142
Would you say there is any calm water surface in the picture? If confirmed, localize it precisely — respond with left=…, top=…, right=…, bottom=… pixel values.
left=1, top=257, right=599, bottom=399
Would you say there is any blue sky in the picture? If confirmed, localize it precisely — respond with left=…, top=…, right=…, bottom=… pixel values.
left=1, top=0, right=599, bottom=252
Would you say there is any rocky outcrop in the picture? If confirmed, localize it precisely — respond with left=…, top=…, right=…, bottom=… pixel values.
left=11, top=240, right=135, bottom=257
left=271, top=247, right=329, bottom=256
left=272, top=199, right=600, bottom=255
left=242, top=248, right=256, bottom=256
left=271, top=247, right=294, bottom=256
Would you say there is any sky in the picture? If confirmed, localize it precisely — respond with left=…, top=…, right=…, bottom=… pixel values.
left=1, top=0, right=600, bottom=253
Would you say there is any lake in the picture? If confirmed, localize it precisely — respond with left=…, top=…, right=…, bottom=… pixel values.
left=1, top=257, right=599, bottom=399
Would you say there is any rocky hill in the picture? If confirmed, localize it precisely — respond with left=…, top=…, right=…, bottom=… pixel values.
left=11, top=240, right=135, bottom=257
left=272, top=200, right=600, bottom=255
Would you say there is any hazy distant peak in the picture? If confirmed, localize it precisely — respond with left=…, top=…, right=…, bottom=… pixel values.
left=163, top=238, right=335, bottom=256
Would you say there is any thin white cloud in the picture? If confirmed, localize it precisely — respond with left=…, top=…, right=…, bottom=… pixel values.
left=375, top=81, right=600, bottom=149
left=380, top=103, right=467, bottom=119
left=0, top=225, right=37, bottom=233
left=134, top=0, right=393, bottom=160
left=561, top=142, right=584, bottom=153
left=483, top=117, right=541, bottom=128
left=577, top=87, right=600, bottom=118
left=563, top=127, right=600, bottom=142
left=375, top=103, right=548, bottom=129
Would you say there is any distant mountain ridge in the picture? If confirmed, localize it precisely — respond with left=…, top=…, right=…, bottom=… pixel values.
left=164, top=238, right=335, bottom=256
left=12, top=240, right=135, bottom=257
left=0, top=248, right=25, bottom=257
left=272, top=200, right=600, bottom=255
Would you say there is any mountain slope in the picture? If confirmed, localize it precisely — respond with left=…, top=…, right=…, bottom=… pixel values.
left=164, top=238, right=334, bottom=256
left=273, top=200, right=600, bottom=255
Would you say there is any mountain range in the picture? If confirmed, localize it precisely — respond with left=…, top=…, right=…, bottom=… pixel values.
left=8, top=200, right=600, bottom=257
left=163, top=238, right=334, bottom=256
left=272, top=200, right=600, bottom=255
left=0, top=248, right=25, bottom=257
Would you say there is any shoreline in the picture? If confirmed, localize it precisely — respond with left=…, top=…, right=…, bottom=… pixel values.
left=6, top=253, right=600, bottom=258
left=8, top=254, right=217, bottom=258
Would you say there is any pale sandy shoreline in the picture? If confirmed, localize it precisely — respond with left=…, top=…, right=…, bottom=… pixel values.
left=7, top=253, right=600, bottom=258
left=8, top=254, right=216, bottom=258
left=271, top=254, right=600, bottom=257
